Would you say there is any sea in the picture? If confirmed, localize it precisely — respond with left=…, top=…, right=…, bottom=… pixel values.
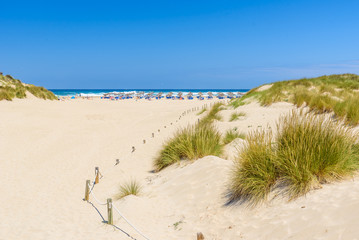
left=50, top=89, right=250, bottom=97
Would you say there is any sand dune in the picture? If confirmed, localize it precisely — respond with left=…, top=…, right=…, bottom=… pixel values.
left=1, top=98, right=358, bottom=240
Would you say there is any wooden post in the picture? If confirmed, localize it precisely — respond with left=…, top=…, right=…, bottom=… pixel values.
left=143, top=139, right=146, bottom=144
left=95, top=167, right=99, bottom=184
left=197, top=232, right=205, bottom=240
left=107, top=198, right=113, bottom=225
left=84, top=180, right=90, bottom=201
left=152, top=133, right=154, bottom=138
left=158, top=129, right=160, bottom=132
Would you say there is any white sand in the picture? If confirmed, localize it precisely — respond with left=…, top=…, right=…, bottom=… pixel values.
left=1, top=98, right=358, bottom=240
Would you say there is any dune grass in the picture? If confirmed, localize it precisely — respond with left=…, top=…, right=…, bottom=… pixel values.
left=230, top=74, right=359, bottom=125
left=229, top=98, right=246, bottom=109
left=223, top=128, right=245, bottom=145
left=230, top=130, right=276, bottom=205
left=229, top=110, right=359, bottom=205
left=154, top=123, right=222, bottom=171
left=229, top=112, right=246, bottom=122
left=115, top=179, right=142, bottom=200
left=200, top=102, right=224, bottom=124
left=0, top=74, right=57, bottom=101
left=196, top=108, right=207, bottom=115
left=26, top=85, right=58, bottom=100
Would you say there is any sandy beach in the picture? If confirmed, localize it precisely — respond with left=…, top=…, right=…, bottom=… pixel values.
left=1, top=98, right=359, bottom=240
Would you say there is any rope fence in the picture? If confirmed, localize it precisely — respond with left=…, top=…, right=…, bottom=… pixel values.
left=85, top=174, right=151, bottom=239
left=82, top=102, right=223, bottom=239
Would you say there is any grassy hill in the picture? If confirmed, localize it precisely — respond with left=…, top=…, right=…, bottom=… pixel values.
left=0, top=73, right=57, bottom=101
left=231, top=74, right=359, bottom=125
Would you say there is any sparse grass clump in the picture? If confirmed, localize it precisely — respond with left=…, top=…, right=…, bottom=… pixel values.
left=115, top=179, right=142, bottom=200
left=229, top=112, right=246, bottom=122
left=223, top=128, right=245, bottom=145
left=154, top=123, right=222, bottom=171
left=229, top=110, right=359, bottom=205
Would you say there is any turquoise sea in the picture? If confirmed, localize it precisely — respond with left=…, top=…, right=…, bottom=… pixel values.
left=50, top=89, right=250, bottom=97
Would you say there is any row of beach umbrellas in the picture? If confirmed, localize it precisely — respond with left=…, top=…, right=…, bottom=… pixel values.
left=103, top=91, right=245, bottom=99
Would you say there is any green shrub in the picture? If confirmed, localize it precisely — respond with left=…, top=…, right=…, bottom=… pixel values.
left=154, top=123, right=222, bottom=171
left=115, top=180, right=142, bottom=199
left=230, top=110, right=359, bottom=205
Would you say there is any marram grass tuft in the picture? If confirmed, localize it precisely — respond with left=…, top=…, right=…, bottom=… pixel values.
left=229, top=110, right=359, bottom=205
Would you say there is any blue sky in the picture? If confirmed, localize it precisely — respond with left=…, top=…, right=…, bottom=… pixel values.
left=1, top=0, right=359, bottom=89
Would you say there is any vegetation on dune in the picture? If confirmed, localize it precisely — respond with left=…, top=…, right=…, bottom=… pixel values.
left=115, top=179, right=142, bottom=200
left=200, top=102, right=224, bottom=124
left=223, top=128, right=245, bottom=145
left=154, top=103, right=227, bottom=171
left=229, top=112, right=246, bottom=122
left=230, top=130, right=276, bottom=205
left=230, top=74, right=359, bottom=125
left=229, top=98, right=246, bottom=109
left=196, top=108, right=207, bottom=115
left=154, top=123, right=223, bottom=171
left=0, top=73, right=57, bottom=101
left=229, top=110, right=359, bottom=206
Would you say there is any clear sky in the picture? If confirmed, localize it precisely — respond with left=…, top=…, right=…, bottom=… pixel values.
left=1, top=0, right=359, bottom=89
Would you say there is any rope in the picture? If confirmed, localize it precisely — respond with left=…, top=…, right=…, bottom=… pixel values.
left=113, top=204, right=152, bottom=240
left=87, top=181, right=152, bottom=239
left=88, top=183, right=107, bottom=205
left=84, top=110, right=198, bottom=239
